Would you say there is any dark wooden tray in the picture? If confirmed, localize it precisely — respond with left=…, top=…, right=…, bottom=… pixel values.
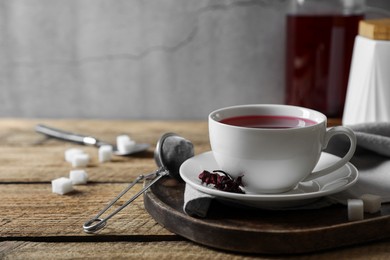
left=143, top=177, right=390, bottom=255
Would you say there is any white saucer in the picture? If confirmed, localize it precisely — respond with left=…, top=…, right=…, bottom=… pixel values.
left=180, top=151, right=358, bottom=209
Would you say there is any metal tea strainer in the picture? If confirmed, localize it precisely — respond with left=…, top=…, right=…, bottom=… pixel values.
left=83, top=132, right=194, bottom=233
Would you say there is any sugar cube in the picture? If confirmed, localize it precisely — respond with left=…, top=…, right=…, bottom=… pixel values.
left=118, top=140, right=136, bottom=154
left=69, top=169, right=88, bottom=185
left=348, top=199, right=364, bottom=221
left=65, top=148, right=84, bottom=162
left=99, top=145, right=113, bottom=162
left=52, top=177, right=73, bottom=195
left=71, top=153, right=90, bottom=167
left=360, top=194, right=381, bottom=213
left=116, top=135, right=130, bottom=144
left=116, top=135, right=136, bottom=154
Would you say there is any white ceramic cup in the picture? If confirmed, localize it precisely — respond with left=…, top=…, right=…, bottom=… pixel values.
left=208, top=104, right=357, bottom=194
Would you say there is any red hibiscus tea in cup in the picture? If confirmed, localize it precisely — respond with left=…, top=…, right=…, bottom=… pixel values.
left=219, top=115, right=317, bottom=129
left=209, top=104, right=356, bottom=194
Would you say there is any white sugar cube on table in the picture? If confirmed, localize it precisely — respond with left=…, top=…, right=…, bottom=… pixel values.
left=99, top=145, right=113, bottom=162
left=69, top=170, right=88, bottom=185
left=116, top=135, right=136, bottom=154
left=118, top=140, right=136, bottom=154
left=71, top=153, right=90, bottom=167
left=52, top=177, right=73, bottom=195
left=65, top=148, right=84, bottom=162
left=116, top=135, right=130, bottom=143
left=348, top=199, right=364, bottom=221
left=360, top=194, right=382, bottom=213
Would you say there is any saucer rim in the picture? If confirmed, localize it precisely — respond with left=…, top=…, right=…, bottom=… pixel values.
left=179, top=151, right=358, bottom=202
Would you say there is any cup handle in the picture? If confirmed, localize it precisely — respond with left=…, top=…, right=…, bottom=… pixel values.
left=302, top=126, right=357, bottom=182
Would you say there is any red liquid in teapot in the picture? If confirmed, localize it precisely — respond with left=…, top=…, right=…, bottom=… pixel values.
left=285, top=14, right=363, bottom=117
left=219, top=115, right=317, bottom=129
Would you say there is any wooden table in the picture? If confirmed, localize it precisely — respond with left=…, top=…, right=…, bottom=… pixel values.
left=1, top=119, right=390, bottom=259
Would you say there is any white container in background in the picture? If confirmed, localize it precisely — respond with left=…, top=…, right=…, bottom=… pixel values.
left=343, top=19, right=390, bottom=125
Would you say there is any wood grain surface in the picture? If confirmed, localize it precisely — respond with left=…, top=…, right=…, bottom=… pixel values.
left=144, top=177, right=390, bottom=254
left=2, top=119, right=390, bottom=259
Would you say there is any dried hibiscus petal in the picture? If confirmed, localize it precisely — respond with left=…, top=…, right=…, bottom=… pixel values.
left=198, top=170, right=244, bottom=194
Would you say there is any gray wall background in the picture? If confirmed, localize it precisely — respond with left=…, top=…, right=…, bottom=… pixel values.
left=1, top=0, right=389, bottom=120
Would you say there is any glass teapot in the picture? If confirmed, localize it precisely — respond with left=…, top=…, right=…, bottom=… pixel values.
left=285, top=0, right=365, bottom=117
